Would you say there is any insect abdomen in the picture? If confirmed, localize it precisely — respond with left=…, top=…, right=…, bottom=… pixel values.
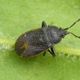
left=15, top=28, right=50, bottom=57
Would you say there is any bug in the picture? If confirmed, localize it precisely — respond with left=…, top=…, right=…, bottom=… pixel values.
left=15, top=19, right=80, bottom=57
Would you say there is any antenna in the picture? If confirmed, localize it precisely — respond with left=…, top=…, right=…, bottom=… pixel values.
left=64, top=18, right=80, bottom=30
left=69, top=32, right=80, bottom=39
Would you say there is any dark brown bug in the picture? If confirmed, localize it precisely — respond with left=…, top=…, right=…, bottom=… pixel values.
left=15, top=19, right=80, bottom=57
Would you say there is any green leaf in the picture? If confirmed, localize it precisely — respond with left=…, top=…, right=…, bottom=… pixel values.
left=0, top=0, right=80, bottom=80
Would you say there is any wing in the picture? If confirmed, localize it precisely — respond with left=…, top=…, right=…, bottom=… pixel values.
left=16, top=28, right=51, bottom=57
left=21, top=45, right=47, bottom=57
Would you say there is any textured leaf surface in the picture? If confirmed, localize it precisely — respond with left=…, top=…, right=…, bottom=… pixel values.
left=0, top=0, right=80, bottom=80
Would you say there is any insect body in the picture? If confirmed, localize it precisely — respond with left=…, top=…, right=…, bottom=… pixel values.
left=15, top=19, right=80, bottom=57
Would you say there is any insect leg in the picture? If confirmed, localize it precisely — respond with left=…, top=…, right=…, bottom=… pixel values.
left=42, top=21, right=47, bottom=28
left=43, top=51, right=46, bottom=56
left=51, top=47, right=56, bottom=56
left=48, top=47, right=55, bottom=56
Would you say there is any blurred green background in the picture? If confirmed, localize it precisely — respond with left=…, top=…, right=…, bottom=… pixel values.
left=0, top=0, right=80, bottom=80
